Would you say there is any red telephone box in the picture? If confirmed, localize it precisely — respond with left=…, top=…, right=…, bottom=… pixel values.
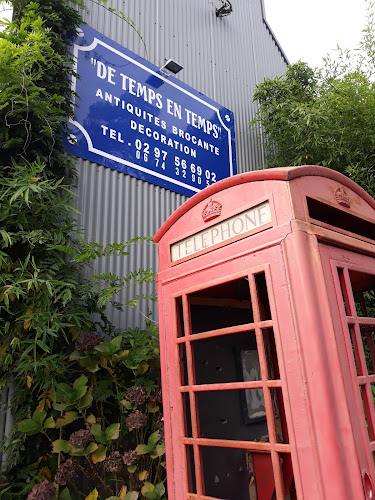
left=154, top=166, right=375, bottom=500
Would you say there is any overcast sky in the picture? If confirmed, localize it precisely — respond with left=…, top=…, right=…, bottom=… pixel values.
left=263, top=0, right=368, bottom=68
left=0, top=3, right=11, bottom=30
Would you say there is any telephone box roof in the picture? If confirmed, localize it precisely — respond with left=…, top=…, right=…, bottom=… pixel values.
left=154, top=165, right=375, bottom=242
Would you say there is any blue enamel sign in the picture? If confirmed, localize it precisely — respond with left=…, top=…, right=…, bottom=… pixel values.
left=66, top=25, right=236, bottom=197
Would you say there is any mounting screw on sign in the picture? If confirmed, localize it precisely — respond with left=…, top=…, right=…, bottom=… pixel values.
left=67, top=134, right=77, bottom=145
left=363, top=471, right=374, bottom=499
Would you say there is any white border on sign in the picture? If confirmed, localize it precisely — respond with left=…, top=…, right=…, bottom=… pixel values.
left=69, top=32, right=234, bottom=194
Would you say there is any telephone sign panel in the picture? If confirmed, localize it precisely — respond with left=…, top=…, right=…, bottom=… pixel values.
left=66, top=25, right=236, bottom=197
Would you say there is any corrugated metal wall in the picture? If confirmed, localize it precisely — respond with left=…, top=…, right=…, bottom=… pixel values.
left=74, top=0, right=288, bottom=329
left=0, top=0, right=288, bottom=469
left=0, top=382, right=14, bottom=469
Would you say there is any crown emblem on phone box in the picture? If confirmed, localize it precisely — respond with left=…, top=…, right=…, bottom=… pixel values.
left=202, top=199, right=222, bottom=222
left=335, top=187, right=351, bottom=208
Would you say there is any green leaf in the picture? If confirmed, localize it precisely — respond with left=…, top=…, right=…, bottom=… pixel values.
left=94, top=343, right=113, bottom=355
left=147, top=402, right=159, bottom=413
left=127, top=464, right=137, bottom=473
left=144, top=492, right=157, bottom=500
left=147, top=431, right=160, bottom=449
left=111, top=351, right=128, bottom=364
left=55, top=411, right=78, bottom=428
left=110, top=335, right=123, bottom=350
left=78, top=355, right=100, bottom=373
left=73, top=374, right=88, bottom=388
left=69, top=350, right=85, bottom=361
left=90, top=424, right=106, bottom=444
left=86, top=442, right=98, bottom=454
left=154, top=483, right=165, bottom=497
left=91, top=444, right=107, bottom=464
left=85, top=489, right=98, bottom=500
left=0, top=230, right=11, bottom=247
left=45, top=281, right=53, bottom=296
left=55, top=383, right=74, bottom=403
left=59, top=487, right=72, bottom=500
left=17, top=418, right=41, bottom=435
left=32, top=409, right=47, bottom=427
left=52, top=439, right=70, bottom=453
left=141, top=483, right=154, bottom=495
left=136, top=362, right=149, bottom=375
left=44, top=416, right=56, bottom=429
left=53, top=402, right=69, bottom=412
left=125, top=357, right=142, bottom=370
left=78, top=392, right=93, bottom=410
left=104, top=423, right=120, bottom=441
left=69, top=446, right=86, bottom=456
left=10, top=186, right=26, bottom=204
left=135, top=444, right=150, bottom=455
left=156, top=442, right=165, bottom=457
left=72, top=384, right=88, bottom=400
left=124, top=493, right=139, bottom=500
left=87, top=414, right=96, bottom=424
left=120, top=399, right=133, bottom=410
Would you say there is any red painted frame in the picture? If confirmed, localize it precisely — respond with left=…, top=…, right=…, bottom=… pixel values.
left=155, top=166, right=375, bottom=499
left=321, top=248, right=375, bottom=490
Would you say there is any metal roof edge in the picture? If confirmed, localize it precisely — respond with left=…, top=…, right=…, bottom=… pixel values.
left=153, top=166, right=375, bottom=242
left=260, top=0, right=290, bottom=66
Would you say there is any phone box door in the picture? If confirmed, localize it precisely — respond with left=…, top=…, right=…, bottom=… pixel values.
left=320, top=244, right=375, bottom=499
left=158, top=245, right=309, bottom=500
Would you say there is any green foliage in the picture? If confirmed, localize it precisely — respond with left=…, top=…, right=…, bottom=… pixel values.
left=0, top=180, right=164, bottom=500
left=251, top=1, right=375, bottom=198
left=9, top=328, right=165, bottom=498
left=251, top=4, right=375, bottom=413
left=0, top=160, right=164, bottom=499
left=141, top=482, right=165, bottom=500
left=0, top=161, right=103, bottom=406
left=0, top=1, right=164, bottom=498
left=0, top=0, right=82, bottom=178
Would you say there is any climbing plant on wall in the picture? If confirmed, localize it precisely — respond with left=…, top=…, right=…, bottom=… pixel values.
left=0, top=1, right=166, bottom=498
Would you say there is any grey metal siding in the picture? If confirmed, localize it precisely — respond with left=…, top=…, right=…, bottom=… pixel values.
left=74, top=0, right=288, bottom=328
